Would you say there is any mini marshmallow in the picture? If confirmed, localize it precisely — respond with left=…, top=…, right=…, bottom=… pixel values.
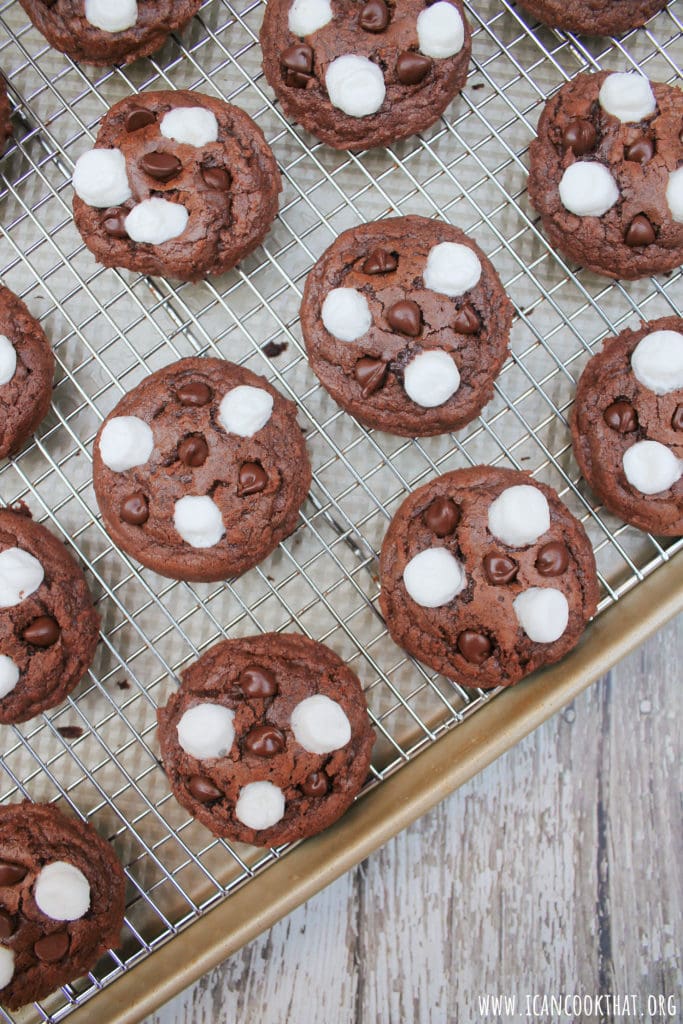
left=623, top=440, right=682, bottom=495
left=34, top=861, right=90, bottom=921
left=417, top=1, right=465, bottom=59
left=0, top=548, right=44, bottom=608
left=325, top=55, right=386, bottom=118
left=173, top=495, right=225, bottom=548
left=558, top=161, right=619, bottom=218
left=403, top=547, right=466, bottom=608
left=666, top=167, right=683, bottom=223
left=288, top=0, right=333, bottom=36
left=0, top=655, right=20, bottom=700
left=631, top=330, right=683, bottom=395
left=423, top=242, right=482, bottom=297
left=290, top=694, right=351, bottom=754
left=219, top=385, right=274, bottom=437
left=99, top=415, right=154, bottom=473
left=488, top=485, right=550, bottom=548
left=403, top=349, right=460, bottom=407
left=177, top=703, right=235, bottom=759
left=598, top=72, right=656, bottom=123
left=0, top=947, right=14, bottom=990
left=235, top=780, right=286, bottom=831
left=72, top=148, right=132, bottom=208
left=0, top=335, right=17, bottom=386
left=160, top=107, right=219, bottom=148
left=85, top=0, right=137, bottom=31
left=321, top=288, right=372, bottom=342
left=513, top=587, right=569, bottom=644
left=125, top=198, right=189, bottom=246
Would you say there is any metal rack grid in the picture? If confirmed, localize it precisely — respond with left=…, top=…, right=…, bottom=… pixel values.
left=0, top=0, right=681, bottom=1019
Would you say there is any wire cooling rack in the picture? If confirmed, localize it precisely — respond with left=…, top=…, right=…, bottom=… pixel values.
left=0, top=0, right=681, bottom=1020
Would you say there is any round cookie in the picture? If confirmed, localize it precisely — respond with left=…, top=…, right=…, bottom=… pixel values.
left=92, top=357, right=311, bottom=582
left=0, top=507, right=100, bottom=724
left=379, top=466, right=599, bottom=688
left=18, top=0, right=201, bottom=66
left=517, top=0, right=668, bottom=36
left=0, top=286, right=54, bottom=460
left=571, top=316, right=682, bottom=536
left=0, top=801, right=125, bottom=1010
left=528, top=71, right=683, bottom=280
left=260, top=0, right=472, bottom=151
left=72, top=90, right=281, bottom=281
left=0, top=78, right=12, bottom=155
left=157, top=633, right=375, bottom=847
left=300, top=216, right=513, bottom=436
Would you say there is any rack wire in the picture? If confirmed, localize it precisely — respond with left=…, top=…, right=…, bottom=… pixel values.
left=0, top=0, right=681, bottom=1019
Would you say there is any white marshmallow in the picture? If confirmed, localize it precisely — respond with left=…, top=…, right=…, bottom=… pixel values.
left=321, top=288, right=372, bottom=342
left=0, top=548, right=44, bottom=608
left=417, top=1, right=465, bottom=59
left=325, top=55, right=386, bottom=118
left=423, top=242, right=482, bottom=297
left=598, top=72, right=656, bottom=123
left=403, top=349, right=460, bottom=407
left=631, top=330, right=683, bottom=395
left=623, top=440, right=681, bottom=495
left=513, top=587, right=569, bottom=644
left=34, top=861, right=90, bottom=921
left=0, top=655, right=20, bottom=699
left=177, top=703, right=235, bottom=759
left=235, top=780, right=286, bottom=831
left=125, top=198, right=189, bottom=246
left=666, top=167, right=683, bottom=223
left=72, top=148, right=132, bottom=209
left=488, top=485, right=550, bottom=548
left=173, top=495, right=225, bottom=548
left=559, top=161, right=619, bottom=218
left=288, top=0, right=333, bottom=36
left=99, top=415, right=154, bottom=473
left=160, top=107, right=219, bottom=148
left=85, top=0, right=137, bottom=31
left=290, top=694, right=351, bottom=754
left=0, top=947, right=14, bottom=990
left=218, top=385, right=274, bottom=437
left=0, top=335, right=17, bottom=386
left=403, top=547, right=466, bottom=608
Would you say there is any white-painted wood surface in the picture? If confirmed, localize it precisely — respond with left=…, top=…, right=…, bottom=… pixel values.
left=146, top=615, right=682, bottom=1024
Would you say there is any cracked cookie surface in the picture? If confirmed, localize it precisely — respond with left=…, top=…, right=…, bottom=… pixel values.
left=0, top=287, right=54, bottom=460
left=517, top=0, right=667, bottom=36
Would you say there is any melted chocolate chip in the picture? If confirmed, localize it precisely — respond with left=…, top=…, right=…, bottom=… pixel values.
left=285, top=69, right=314, bottom=88
left=672, top=405, right=683, bottom=431
left=423, top=496, right=460, bottom=537
left=362, top=249, right=398, bottom=275
left=238, top=664, right=278, bottom=698
left=22, top=616, right=60, bottom=647
left=244, top=724, right=286, bottom=757
left=188, top=775, right=223, bottom=803
left=178, top=435, right=209, bottom=467
left=121, top=492, right=149, bottom=526
left=625, top=137, right=654, bottom=162
left=0, top=909, right=15, bottom=940
left=57, top=725, right=83, bottom=740
left=396, top=52, right=431, bottom=86
left=355, top=357, right=388, bottom=397
left=201, top=166, right=231, bottom=190
left=262, top=340, right=288, bottom=358
left=102, top=210, right=128, bottom=239
left=386, top=299, right=421, bottom=336
left=625, top=214, right=656, bottom=247
left=452, top=304, right=480, bottom=335
left=238, top=462, right=267, bottom=496
left=282, top=42, right=313, bottom=74
left=140, top=151, right=182, bottom=182
left=483, top=552, right=518, bottom=585
left=177, top=381, right=212, bottom=406
left=0, top=862, right=27, bottom=886
left=603, top=400, right=638, bottom=433
left=34, top=932, right=70, bottom=963
left=457, top=630, right=492, bottom=664
left=125, top=107, right=156, bottom=133
left=301, top=771, right=328, bottom=797
left=536, top=541, right=569, bottom=576
left=359, top=0, right=389, bottom=32
left=562, top=119, right=597, bottom=155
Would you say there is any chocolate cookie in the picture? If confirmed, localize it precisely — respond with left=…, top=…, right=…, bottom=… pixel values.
left=260, top=0, right=472, bottom=151
left=517, top=0, right=667, bottom=35
left=379, top=466, right=599, bottom=688
left=0, top=287, right=54, bottom=460
left=18, top=0, right=201, bottom=66
left=300, top=216, right=513, bottom=436
left=72, top=91, right=281, bottom=281
left=157, top=633, right=375, bottom=847
left=0, top=507, right=100, bottom=724
left=0, top=78, right=12, bottom=155
left=571, top=316, right=683, bottom=536
left=0, top=801, right=125, bottom=1010
left=528, top=71, right=683, bottom=280
left=92, top=357, right=311, bottom=582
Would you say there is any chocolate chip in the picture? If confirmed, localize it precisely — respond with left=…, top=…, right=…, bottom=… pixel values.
left=244, top=724, right=286, bottom=757
left=359, top=0, right=389, bottom=32
left=121, top=492, right=149, bottom=526
left=125, top=107, right=156, bottom=133
left=672, top=405, right=683, bottom=431
left=386, top=299, right=421, bottom=336
left=262, top=340, right=288, bottom=358
left=483, top=552, right=518, bottom=585
left=285, top=68, right=314, bottom=88
left=201, top=166, right=231, bottom=190
left=423, top=496, right=460, bottom=536
left=625, top=214, right=656, bottom=247
left=457, top=630, right=492, bottom=664
left=140, top=151, right=182, bottom=182
left=452, top=304, right=480, bottom=335
left=625, top=137, right=654, bottom=162
left=22, top=616, right=60, bottom=648
left=301, top=771, right=328, bottom=797
left=0, top=862, right=27, bottom=886
left=0, top=909, right=15, bottom=940
left=355, top=357, right=388, bottom=397
left=57, top=725, right=83, bottom=740
left=603, top=400, right=638, bottom=433
left=102, top=210, right=128, bottom=239
left=34, top=932, right=70, bottom=963
left=177, top=382, right=212, bottom=406
left=178, top=435, right=209, bottom=467
left=238, top=664, right=278, bottom=698
left=396, top=52, right=431, bottom=86
left=281, top=42, right=313, bottom=74
left=362, top=248, right=398, bottom=275
left=562, top=119, right=597, bottom=155
left=238, top=462, right=267, bottom=496
left=188, top=775, right=223, bottom=803
left=536, top=541, right=569, bottom=576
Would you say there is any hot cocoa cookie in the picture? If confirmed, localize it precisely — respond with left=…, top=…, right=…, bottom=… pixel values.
left=528, top=71, right=683, bottom=280
left=0, top=79, right=12, bottom=155
left=18, top=0, right=201, bottom=66
left=72, top=90, right=281, bottom=281
left=92, top=357, right=311, bottom=582
left=0, top=507, right=100, bottom=724
left=300, top=216, right=513, bottom=436
left=571, top=316, right=683, bottom=536
left=517, top=0, right=668, bottom=36
left=0, top=801, right=125, bottom=1010
left=379, top=466, right=599, bottom=688
left=0, top=287, right=54, bottom=461
left=157, top=633, right=375, bottom=847
left=260, top=0, right=471, bottom=150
